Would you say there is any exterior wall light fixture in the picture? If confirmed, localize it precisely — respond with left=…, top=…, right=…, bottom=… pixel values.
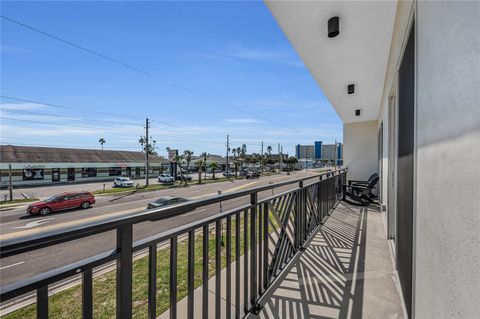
left=328, top=16, right=340, bottom=38
left=348, top=84, right=355, bottom=94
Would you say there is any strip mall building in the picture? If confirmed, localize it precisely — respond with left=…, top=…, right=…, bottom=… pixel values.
left=0, top=145, right=169, bottom=187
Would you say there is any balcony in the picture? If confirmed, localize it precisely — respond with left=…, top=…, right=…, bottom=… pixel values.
left=0, top=169, right=405, bottom=319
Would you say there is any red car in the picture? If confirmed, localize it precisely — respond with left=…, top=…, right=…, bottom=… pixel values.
left=26, top=192, right=96, bottom=216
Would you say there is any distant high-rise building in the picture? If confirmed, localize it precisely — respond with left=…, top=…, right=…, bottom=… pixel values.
left=295, top=140, right=342, bottom=164
left=314, top=141, right=322, bottom=159
left=295, top=144, right=314, bottom=159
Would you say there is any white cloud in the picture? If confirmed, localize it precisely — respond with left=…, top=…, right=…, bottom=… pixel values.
left=225, top=118, right=264, bottom=124
left=0, top=102, right=49, bottom=110
left=0, top=46, right=29, bottom=53
left=198, top=45, right=304, bottom=68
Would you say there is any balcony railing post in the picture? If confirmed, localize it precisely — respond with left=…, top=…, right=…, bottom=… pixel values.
left=250, top=192, right=260, bottom=314
left=297, top=181, right=304, bottom=249
left=116, top=225, right=133, bottom=319
left=317, top=179, right=323, bottom=225
left=148, top=244, right=157, bottom=319
left=170, top=236, right=178, bottom=319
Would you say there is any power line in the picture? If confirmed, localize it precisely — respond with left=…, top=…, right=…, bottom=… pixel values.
left=0, top=107, right=142, bottom=127
left=1, top=15, right=153, bottom=77
left=0, top=95, right=175, bottom=127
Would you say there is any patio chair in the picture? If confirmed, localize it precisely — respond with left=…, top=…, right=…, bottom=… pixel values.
left=348, top=173, right=378, bottom=198
left=342, top=175, right=379, bottom=206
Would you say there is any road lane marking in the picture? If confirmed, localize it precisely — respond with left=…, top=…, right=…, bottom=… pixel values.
left=184, top=208, right=207, bottom=216
left=0, top=261, right=25, bottom=270
left=12, top=218, right=54, bottom=229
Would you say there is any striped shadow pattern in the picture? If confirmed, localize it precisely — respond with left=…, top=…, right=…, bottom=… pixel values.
left=257, top=202, right=365, bottom=319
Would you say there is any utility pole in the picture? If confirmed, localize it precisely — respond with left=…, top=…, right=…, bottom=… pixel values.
left=145, top=118, right=150, bottom=186
left=277, top=143, right=280, bottom=173
left=261, top=141, right=264, bottom=174
left=8, top=164, right=13, bottom=201
left=280, top=145, right=283, bottom=173
left=226, top=134, right=230, bottom=179
left=334, top=139, right=338, bottom=171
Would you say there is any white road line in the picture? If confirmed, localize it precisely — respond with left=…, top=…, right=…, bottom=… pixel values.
left=0, top=261, right=25, bottom=270
left=184, top=208, right=207, bottom=216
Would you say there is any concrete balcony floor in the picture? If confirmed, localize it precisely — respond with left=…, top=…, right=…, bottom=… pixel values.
left=255, top=202, right=405, bottom=319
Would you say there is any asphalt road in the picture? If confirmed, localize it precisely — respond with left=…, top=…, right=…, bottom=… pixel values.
left=0, top=172, right=317, bottom=286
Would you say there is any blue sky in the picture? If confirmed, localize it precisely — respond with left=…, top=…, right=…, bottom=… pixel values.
left=1, top=1, right=342, bottom=157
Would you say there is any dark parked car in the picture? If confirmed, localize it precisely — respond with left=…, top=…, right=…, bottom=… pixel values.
left=245, top=171, right=260, bottom=179
left=147, top=196, right=189, bottom=209
left=26, top=192, right=95, bottom=216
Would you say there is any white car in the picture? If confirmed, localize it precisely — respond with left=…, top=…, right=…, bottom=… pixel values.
left=158, top=174, right=174, bottom=183
left=113, top=177, right=134, bottom=188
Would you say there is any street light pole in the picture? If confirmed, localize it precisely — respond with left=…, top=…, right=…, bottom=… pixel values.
left=261, top=141, right=264, bottom=174
left=8, top=164, right=13, bottom=201
left=145, top=118, right=150, bottom=186
left=226, top=135, right=230, bottom=179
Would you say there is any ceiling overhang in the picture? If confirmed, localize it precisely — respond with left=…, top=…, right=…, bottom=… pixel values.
left=265, top=1, right=397, bottom=123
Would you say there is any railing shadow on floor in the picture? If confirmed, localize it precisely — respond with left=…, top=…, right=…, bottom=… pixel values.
left=255, top=201, right=369, bottom=319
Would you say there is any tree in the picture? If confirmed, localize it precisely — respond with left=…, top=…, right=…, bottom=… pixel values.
left=209, top=161, right=219, bottom=179
left=139, top=136, right=157, bottom=155
left=183, top=150, right=193, bottom=184
left=195, top=159, right=204, bottom=184
left=250, top=154, right=258, bottom=167
left=201, top=152, right=209, bottom=179
left=286, top=156, right=298, bottom=171
left=98, top=138, right=106, bottom=150
left=174, top=154, right=184, bottom=182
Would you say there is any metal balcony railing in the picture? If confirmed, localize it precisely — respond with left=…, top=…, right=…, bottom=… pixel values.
left=0, top=169, right=346, bottom=319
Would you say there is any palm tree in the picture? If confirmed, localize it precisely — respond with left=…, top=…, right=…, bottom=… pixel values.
left=98, top=138, right=106, bottom=150
left=195, top=159, right=204, bottom=184
left=209, top=161, right=219, bottom=179
left=174, top=154, right=184, bottom=182
left=201, top=152, right=209, bottom=179
left=183, top=150, right=193, bottom=184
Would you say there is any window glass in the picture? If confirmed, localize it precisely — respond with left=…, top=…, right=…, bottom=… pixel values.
left=109, top=167, right=122, bottom=176
left=81, top=168, right=97, bottom=178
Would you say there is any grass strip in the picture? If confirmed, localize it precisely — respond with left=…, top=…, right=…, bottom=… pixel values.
left=0, top=198, right=39, bottom=207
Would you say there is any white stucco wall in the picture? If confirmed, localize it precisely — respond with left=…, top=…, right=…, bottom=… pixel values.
left=343, top=120, right=379, bottom=181
left=414, top=1, right=480, bottom=318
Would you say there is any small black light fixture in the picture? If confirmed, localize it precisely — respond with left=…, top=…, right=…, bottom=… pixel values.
left=355, top=109, right=361, bottom=117
left=328, top=16, right=340, bottom=38
left=348, top=84, right=355, bottom=94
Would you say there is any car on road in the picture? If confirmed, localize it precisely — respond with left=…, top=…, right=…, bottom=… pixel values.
left=178, top=174, right=192, bottom=181
left=147, top=196, right=189, bottom=209
left=245, top=171, right=260, bottom=179
left=26, top=192, right=96, bottom=216
left=158, top=174, right=175, bottom=183
left=113, top=177, right=134, bottom=188
left=223, top=170, right=234, bottom=177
